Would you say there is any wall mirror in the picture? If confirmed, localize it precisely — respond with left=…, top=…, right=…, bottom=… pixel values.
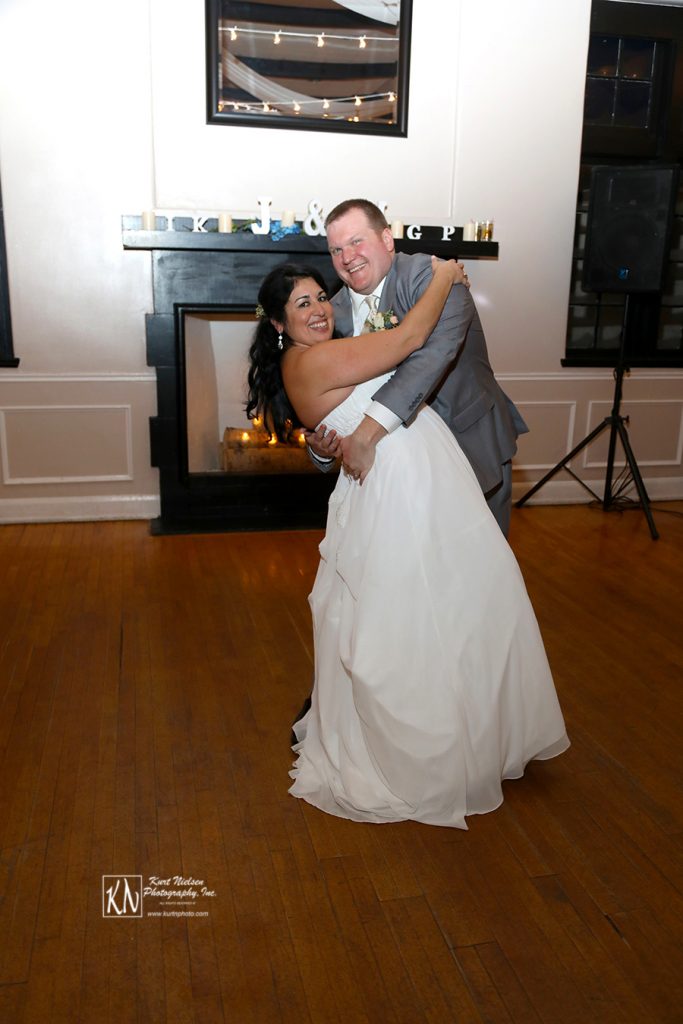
left=205, top=0, right=412, bottom=136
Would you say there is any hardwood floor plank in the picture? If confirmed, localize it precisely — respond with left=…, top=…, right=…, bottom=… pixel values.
left=345, top=871, right=429, bottom=1024
left=473, top=942, right=544, bottom=1024
left=611, top=906, right=683, bottom=1014
left=453, top=945, right=515, bottom=1024
left=530, top=874, right=651, bottom=1024
left=246, top=834, right=312, bottom=1024
left=282, top=816, right=372, bottom=1022
left=457, top=823, right=593, bottom=1023
left=271, top=846, right=342, bottom=1024
left=0, top=982, right=26, bottom=1022
left=382, top=895, right=481, bottom=1024
left=321, top=855, right=399, bottom=1023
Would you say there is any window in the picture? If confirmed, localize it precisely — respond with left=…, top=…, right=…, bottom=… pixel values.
left=585, top=35, right=655, bottom=130
left=564, top=2, right=683, bottom=368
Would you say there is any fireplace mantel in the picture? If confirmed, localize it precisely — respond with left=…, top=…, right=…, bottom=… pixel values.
left=122, top=223, right=499, bottom=260
left=125, top=219, right=498, bottom=534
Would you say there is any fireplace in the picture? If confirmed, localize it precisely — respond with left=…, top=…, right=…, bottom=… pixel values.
left=123, top=218, right=498, bottom=533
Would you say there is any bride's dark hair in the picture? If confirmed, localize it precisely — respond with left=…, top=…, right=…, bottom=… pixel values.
left=246, top=263, right=330, bottom=442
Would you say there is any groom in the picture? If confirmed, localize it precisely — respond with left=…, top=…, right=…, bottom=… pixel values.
left=308, top=198, right=527, bottom=537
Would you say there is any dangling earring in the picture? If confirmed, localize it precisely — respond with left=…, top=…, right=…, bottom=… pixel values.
left=277, top=332, right=283, bottom=350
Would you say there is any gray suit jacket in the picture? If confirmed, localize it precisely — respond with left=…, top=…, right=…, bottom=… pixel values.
left=331, top=251, right=527, bottom=496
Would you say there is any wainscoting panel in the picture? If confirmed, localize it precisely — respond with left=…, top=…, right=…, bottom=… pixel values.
left=0, top=405, right=133, bottom=484
left=0, top=375, right=159, bottom=523
left=513, top=401, right=577, bottom=470
left=582, top=399, right=683, bottom=469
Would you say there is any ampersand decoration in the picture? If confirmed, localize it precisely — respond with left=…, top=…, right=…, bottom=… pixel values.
left=304, top=200, right=326, bottom=237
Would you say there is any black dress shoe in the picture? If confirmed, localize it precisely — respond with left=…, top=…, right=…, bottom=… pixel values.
left=291, top=695, right=312, bottom=745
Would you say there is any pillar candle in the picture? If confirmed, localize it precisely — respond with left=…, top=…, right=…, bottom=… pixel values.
left=462, top=220, right=477, bottom=242
left=281, top=210, right=296, bottom=227
left=141, top=210, right=156, bottom=230
left=218, top=213, right=233, bottom=233
left=391, top=220, right=404, bottom=239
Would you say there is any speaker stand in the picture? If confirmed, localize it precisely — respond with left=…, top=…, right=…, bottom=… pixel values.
left=516, top=297, right=659, bottom=540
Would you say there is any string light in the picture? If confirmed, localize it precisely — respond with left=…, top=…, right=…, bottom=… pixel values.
left=223, top=90, right=398, bottom=119
left=273, top=30, right=281, bottom=45
left=218, top=42, right=399, bottom=121
left=220, top=25, right=396, bottom=47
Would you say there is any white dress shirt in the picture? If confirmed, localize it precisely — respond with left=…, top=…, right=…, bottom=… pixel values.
left=349, top=280, right=401, bottom=435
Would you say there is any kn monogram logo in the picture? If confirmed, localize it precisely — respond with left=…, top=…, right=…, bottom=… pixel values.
left=102, top=873, right=217, bottom=919
left=102, top=875, right=144, bottom=918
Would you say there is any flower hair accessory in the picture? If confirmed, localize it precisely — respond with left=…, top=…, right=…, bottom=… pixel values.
left=366, top=308, right=399, bottom=332
left=255, top=303, right=267, bottom=319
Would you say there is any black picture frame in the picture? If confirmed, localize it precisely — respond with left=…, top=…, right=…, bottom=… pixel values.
left=205, top=0, right=412, bottom=137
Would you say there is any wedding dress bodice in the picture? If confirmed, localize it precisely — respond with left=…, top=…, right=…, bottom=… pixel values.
left=318, top=373, right=394, bottom=435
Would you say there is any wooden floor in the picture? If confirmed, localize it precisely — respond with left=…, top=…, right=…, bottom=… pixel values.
left=0, top=502, right=682, bottom=1023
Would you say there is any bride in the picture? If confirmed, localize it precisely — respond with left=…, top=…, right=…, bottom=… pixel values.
left=246, top=260, right=569, bottom=829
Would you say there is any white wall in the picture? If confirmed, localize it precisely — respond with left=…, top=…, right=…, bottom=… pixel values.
left=0, top=0, right=681, bottom=524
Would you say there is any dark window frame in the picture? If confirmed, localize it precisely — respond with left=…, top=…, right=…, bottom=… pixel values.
left=0, top=178, right=18, bottom=368
left=564, top=1, right=683, bottom=369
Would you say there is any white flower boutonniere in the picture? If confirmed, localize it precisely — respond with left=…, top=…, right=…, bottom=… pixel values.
left=366, top=308, right=399, bottom=332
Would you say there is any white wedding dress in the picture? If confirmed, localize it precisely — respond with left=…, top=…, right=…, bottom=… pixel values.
left=290, top=374, right=569, bottom=828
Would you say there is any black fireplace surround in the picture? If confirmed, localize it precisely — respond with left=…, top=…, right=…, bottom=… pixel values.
left=123, top=222, right=498, bottom=533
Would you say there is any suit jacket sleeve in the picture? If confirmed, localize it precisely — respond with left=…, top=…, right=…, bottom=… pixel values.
left=372, top=255, right=474, bottom=423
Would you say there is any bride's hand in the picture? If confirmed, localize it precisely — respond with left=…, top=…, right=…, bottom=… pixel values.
left=431, top=255, right=470, bottom=289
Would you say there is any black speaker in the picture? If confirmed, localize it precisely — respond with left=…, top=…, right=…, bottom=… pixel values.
left=582, top=164, right=678, bottom=293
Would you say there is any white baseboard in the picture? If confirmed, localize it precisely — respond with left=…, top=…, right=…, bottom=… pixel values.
left=512, top=476, right=683, bottom=505
left=0, top=494, right=161, bottom=524
left=0, top=479, right=680, bottom=525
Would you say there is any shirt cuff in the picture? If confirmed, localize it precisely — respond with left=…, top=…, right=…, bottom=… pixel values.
left=307, top=446, right=335, bottom=464
left=366, top=401, right=402, bottom=434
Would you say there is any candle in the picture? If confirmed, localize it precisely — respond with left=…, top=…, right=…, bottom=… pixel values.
left=218, top=213, right=233, bottom=233
left=268, top=436, right=278, bottom=446
left=391, top=220, right=404, bottom=239
left=240, top=431, right=250, bottom=444
left=461, top=220, right=476, bottom=242
left=141, top=210, right=156, bottom=230
left=281, top=210, right=296, bottom=227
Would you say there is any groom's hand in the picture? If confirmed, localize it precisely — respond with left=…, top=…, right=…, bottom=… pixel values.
left=340, top=416, right=387, bottom=484
left=305, top=424, right=342, bottom=461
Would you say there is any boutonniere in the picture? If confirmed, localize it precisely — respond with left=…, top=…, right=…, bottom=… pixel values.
left=366, top=308, right=399, bottom=332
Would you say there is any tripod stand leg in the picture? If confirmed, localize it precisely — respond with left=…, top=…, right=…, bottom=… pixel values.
left=603, top=415, right=620, bottom=510
left=615, top=420, right=659, bottom=540
left=516, top=418, right=610, bottom=507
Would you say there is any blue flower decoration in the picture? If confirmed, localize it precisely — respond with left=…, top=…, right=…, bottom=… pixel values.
left=269, top=220, right=302, bottom=242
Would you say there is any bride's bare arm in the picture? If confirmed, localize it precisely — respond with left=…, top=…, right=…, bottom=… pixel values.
left=286, top=258, right=462, bottom=401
